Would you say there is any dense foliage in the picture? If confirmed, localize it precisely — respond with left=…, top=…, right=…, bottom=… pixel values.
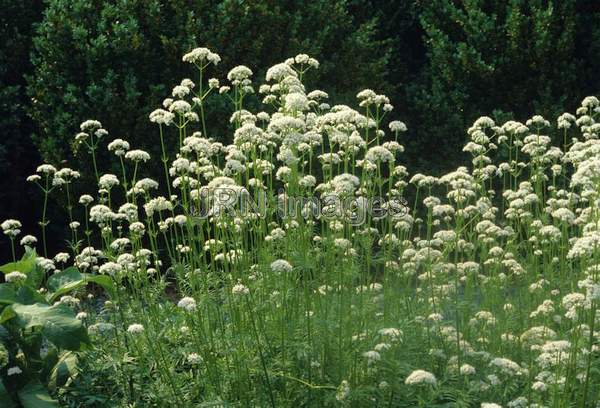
left=3, top=1, right=600, bottom=263
left=0, top=248, right=108, bottom=407
left=410, top=0, right=600, bottom=171
left=2, top=1, right=600, bottom=407
left=26, top=0, right=390, bottom=169
left=2, top=47, right=600, bottom=406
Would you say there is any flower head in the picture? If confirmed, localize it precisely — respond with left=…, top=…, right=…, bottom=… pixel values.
left=270, top=259, right=293, bottom=273
left=127, top=323, right=144, bottom=334
left=19, top=235, right=37, bottom=246
left=1, top=219, right=21, bottom=237
left=405, top=369, right=437, bottom=386
left=182, top=47, right=221, bottom=65
left=5, top=271, right=27, bottom=283
left=177, top=297, right=197, bottom=312
left=232, top=283, right=250, bottom=296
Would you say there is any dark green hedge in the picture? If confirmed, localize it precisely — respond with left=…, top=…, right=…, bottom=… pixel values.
left=26, top=0, right=391, bottom=175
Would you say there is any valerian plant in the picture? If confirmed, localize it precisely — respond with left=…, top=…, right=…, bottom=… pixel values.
left=2, top=47, right=600, bottom=407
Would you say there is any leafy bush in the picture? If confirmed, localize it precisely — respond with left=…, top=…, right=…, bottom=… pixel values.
left=27, top=0, right=390, bottom=175
left=15, top=1, right=600, bottom=197
left=407, top=0, right=600, bottom=172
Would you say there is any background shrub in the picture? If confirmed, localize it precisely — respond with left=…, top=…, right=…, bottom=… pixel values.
left=2, top=0, right=600, bottom=261
left=408, top=0, right=600, bottom=172
left=26, top=0, right=391, bottom=174
left=0, top=0, right=46, bottom=260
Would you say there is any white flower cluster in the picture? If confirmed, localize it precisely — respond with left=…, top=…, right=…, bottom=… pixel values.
left=404, top=369, right=437, bottom=386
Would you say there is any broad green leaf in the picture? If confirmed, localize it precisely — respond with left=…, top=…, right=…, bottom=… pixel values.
left=0, top=248, right=43, bottom=288
left=47, top=284, right=85, bottom=303
left=47, top=269, right=115, bottom=302
left=7, top=303, right=90, bottom=350
left=15, top=286, right=46, bottom=305
left=83, top=274, right=115, bottom=298
left=47, top=267, right=81, bottom=293
left=0, top=379, right=18, bottom=408
left=17, top=381, right=58, bottom=408
left=0, top=248, right=36, bottom=274
left=0, top=284, right=45, bottom=309
left=48, top=351, right=78, bottom=391
left=0, top=284, right=16, bottom=305
left=0, top=306, right=16, bottom=325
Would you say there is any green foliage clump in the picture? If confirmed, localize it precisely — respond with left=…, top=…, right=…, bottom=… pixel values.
left=27, top=0, right=391, bottom=172
left=0, top=248, right=111, bottom=407
left=407, top=0, right=600, bottom=172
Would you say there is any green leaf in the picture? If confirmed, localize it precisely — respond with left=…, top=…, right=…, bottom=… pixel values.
left=4, top=303, right=90, bottom=350
left=0, top=248, right=43, bottom=288
left=0, top=379, right=17, bottom=408
left=47, top=268, right=115, bottom=302
left=17, top=381, right=58, bottom=408
left=0, top=283, right=45, bottom=308
left=15, top=286, right=46, bottom=305
left=47, top=267, right=81, bottom=293
left=0, top=307, right=16, bottom=325
left=47, top=351, right=78, bottom=391
left=83, top=274, right=115, bottom=298
left=0, top=284, right=17, bottom=305
left=46, top=268, right=86, bottom=303
left=0, top=248, right=36, bottom=274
